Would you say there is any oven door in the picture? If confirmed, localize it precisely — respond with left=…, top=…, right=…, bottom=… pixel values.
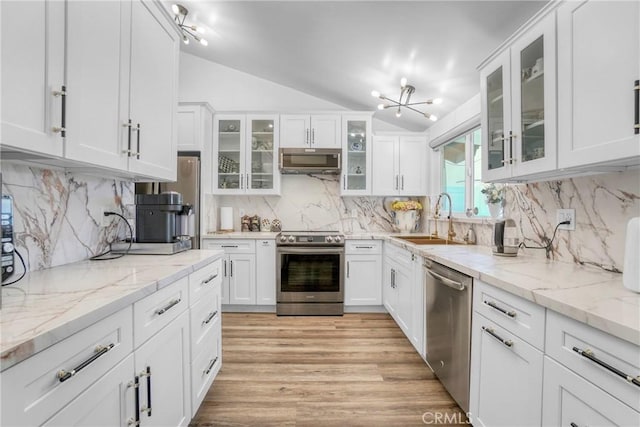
left=277, top=247, right=344, bottom=303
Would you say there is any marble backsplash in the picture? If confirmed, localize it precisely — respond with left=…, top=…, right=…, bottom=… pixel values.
left=1, top=163, right=134, bottom=273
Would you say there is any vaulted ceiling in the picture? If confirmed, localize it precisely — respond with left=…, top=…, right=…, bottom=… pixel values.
left=168, top=1, right=547, bottom=131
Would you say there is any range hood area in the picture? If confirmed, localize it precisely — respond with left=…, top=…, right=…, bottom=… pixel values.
left=278, top=148, right=342, bottom=174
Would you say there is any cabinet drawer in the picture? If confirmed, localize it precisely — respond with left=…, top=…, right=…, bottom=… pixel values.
left=346, top=240, right=382, bottom=254
left=384, top=243, right=415, bottom=269
left=546, top=310, right=640, bottom=410
left=1, top=306, right=133, bottom=427
left=474, top=280, right=546, bottom=350
left=134, top=277, right=189, bottom=348
left=190, top=288, right=221, bottom=357
left=189, top=258, right=222, bottom=303
left=202, top=239, right=255, bottom=253
left=543, top=356, right=640, bottom=426
left=191, top=327, right=221, bottom=415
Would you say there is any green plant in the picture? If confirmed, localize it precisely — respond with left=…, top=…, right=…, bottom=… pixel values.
left=481, top=183, right=504, bottom=204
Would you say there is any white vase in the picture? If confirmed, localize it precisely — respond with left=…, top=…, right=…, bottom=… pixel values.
left=394, top=210, right=419, bottom=232
left=488, top=202, right=503, bottom=219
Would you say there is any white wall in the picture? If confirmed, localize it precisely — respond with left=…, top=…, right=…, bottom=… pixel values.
left=179, top=52, right=347, bottom=111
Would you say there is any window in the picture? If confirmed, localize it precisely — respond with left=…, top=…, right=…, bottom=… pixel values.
left=441, top=127, right=488, bottom=216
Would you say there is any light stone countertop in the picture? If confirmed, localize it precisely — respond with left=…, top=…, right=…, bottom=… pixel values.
left=0, top=250, right=224, bottom=371
left=202, top=231, right=280, bottom=239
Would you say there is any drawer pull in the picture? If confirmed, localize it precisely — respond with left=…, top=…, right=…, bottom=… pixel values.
left=484, top=300, right=516, bottom=318
left=482, top=326, right=513, bottom=348
left=203, top=357, right=219, bottom=376
left=570, top=423, right=579, bottom=427
left=355, top=246, right=374, bottom=249
left=155, top=298, right=181, bottom=316
left=202, top=310, right=218, bottom=326
left=57, top=343, right=115, bottom=382
left=221, top=245, right=238, bottom=248
left=202, top=273, right=218, bottom=285
left=572, top=347, right=640, bottom=387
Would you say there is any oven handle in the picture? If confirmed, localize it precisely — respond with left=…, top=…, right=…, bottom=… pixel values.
left=277, top=247, right=345, bottom=255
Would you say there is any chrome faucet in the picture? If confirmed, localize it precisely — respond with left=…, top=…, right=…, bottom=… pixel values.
left=435, top=192, right=456, bottom=241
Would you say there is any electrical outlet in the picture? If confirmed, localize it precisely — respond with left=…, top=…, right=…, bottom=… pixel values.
left=101, top=207, right=114, bottom=227
left=556, top=208, right=576, bottom=231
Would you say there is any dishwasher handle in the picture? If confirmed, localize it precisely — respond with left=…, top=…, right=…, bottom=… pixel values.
left=426, top=269, right=466, bottom=291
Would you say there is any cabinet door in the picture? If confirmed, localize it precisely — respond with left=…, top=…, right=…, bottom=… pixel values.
left=256, top=240, right=276, bottom=305
left=64, top=0, right=130, bottom=171
left=557, top=0, right=640, bottom=168
left=214, top=115, right=246, bottom=193
left=511, top=14, right=557, bottom=177
left=382, top=258, right=397, bottom=316
left=280, top=114, right=310, bottom=147
left=372, top=136, right=399, bottom=195
left=342, top=116, right=372, bottom=195
left=128, top=0, right=179, bottom=181
left=246, top=115, right=280, bottom=195
left=177, top=104, right=202, bottom=151
left=398, top=136, right=426, bottom=195
left=481, top=51, right=512, bottom=182
left=43, top=355, right=135, bottom=427
left=135, top=311, right=191, bottom=427
left=228, top=253, right=256, bottom=304
left=469, top=314, right=543, bottom=427
left=311, top=114, right=341, bottom=148
left=542, top=357, right=640, bottom=427
left=0, top=0, right=64, bottom=156
left=410, top=259, right=425, bottom=357
left=393, top=262, right=412, bottom=335
left=345, top=255, right=382, bottom=305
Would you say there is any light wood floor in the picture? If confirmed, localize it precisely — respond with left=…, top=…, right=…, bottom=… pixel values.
left=190, top=313, right=466, bottom=426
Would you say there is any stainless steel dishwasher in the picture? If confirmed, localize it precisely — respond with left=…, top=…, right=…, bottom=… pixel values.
left=424, top=258, right=473, bottom=413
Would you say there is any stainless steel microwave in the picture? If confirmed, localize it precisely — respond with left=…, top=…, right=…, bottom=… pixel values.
left=279, top=148, right=342, bottom=174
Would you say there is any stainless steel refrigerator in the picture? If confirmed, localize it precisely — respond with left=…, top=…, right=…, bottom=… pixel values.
left=136, top=152, right=201, bottom=249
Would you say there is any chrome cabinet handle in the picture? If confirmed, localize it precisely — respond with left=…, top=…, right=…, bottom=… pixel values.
left=634, top=79, right=639, bottom=134
left=401, top=175, right=404, bottom=190
left=230, top=260, right=233, bottom=277
left=202, top=273, right=218, bottom=285
left=240, top=174, right=244, bottom=189
left=346, top=261, right=350, bottom=278
left=484, top=300, right=516, bottom=318
left=572, top=347, right=640, bottom=387
left=306, top=129, right=310, bottom=145
left=139, top=366, right=152, bottom=416
left=135, top=123, right=141, bottom=159
left=52, top=85, right=66, bottom=137
left=482, top=326, right=513, bottom=348
left=391, top=269, right=396, bottom=288
left=223, top=259, right=227, bottom=277
left=203, top=357, right=218, bottom=376
left=343, top=175, right=346, bottom=190
left=155, top=298, right=181, bottom=315
left=311, top=128, right=315, bottom=145
left=246, top=173, right=249, bottom=189
left=221, top=245, right=238, bottom=248
left=426, top=269, right=465, bottom=291
left=57, top=343, right=115, bottom=382
left=202, top=310, right=218, bottom=326
left=123, top=120, right=133, bottom=156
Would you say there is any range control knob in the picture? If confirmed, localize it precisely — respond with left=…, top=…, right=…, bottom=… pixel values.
left=279, top=235, right=287, bottom=243
left=325, top=236, right=334, bottom=243
left=334, top=236, right=342, bottom=243
left=288, top=236, right=295, bottom=243
left=2, top=242, right=14, bottom=253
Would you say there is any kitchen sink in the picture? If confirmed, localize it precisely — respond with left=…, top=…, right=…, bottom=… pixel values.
left=395, top=235, right=464, bottom=245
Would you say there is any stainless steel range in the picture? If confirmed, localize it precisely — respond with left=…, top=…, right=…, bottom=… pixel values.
left=276, top=231, right=344, bottom=316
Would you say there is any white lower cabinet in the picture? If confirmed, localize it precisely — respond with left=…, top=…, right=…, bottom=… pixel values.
left=542, top=356, right=640, bottom=427
left=256, top=239, right=276, bottom=305
left=135, top=310, right=191, bottom=427
left=345, top=240, right=382, bottom=306
left=43, top=355, right=136, bottom=427
left=470, top=314, right=543, bottom=427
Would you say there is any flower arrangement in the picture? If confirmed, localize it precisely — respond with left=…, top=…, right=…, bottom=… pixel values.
left=481, top=183, right=505, bottom=205
left=391, top=200, right=423, bottom=211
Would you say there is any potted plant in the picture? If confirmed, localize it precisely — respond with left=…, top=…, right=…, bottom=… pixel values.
left=391, top=200, right=423, bottom=232
left=481, top=183, right=505, bottom=218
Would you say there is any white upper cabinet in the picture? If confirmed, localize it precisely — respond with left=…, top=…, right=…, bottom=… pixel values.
left=557, top=0, right=640, bottom=168
left=372, top=135, right=427, bottom=196
left=341, top=114, right=372, bottom=195
left=1, top=0, right=179, bottom=181
left=480, top=13, right=557, bottom=182
left=1, top=0, right=65, bottom=157
left=280, top=114, right=341, bottom=148
left=213, top=114, right=280, bottom=195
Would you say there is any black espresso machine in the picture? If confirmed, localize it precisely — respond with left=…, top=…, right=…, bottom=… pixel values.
left=112, top=192, right=194, bottom=255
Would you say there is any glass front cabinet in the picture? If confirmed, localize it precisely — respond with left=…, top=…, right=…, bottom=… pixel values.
left=213, top=114, right=280, bottom=194
left=480, top=14, right=556, bottom=182
left=341, top=114, right=372, bottom=195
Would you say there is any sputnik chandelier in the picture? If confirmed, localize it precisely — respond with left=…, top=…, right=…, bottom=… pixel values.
left=371, top=77, right=441, bottom=121
left=172, top=4, right=208, bottom=46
